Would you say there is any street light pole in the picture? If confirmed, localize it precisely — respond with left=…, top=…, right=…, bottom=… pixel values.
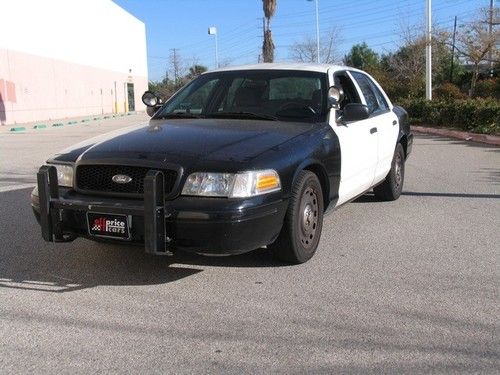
left=315, top=0, right=320, bottom=63
left=488, top=0, right=495, bottom=76
left=208, top=26, right=219, bottom=69
left=308, top=0, right=320, bottom=63
left=425, top=0, right=432, bottom=100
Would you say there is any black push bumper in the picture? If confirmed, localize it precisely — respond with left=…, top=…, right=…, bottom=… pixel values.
left=34, top=165, right=287, bottom=255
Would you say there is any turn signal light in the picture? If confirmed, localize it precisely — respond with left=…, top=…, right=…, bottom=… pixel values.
left=256, top=174, right=280, bottom=191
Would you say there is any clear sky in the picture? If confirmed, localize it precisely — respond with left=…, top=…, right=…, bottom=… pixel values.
left=113, top=0, right=486, bottom=81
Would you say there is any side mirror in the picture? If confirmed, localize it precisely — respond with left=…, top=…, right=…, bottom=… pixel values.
left=341, top=103, right=370, bottom=122
left=142, top=91, right=164, bottom=117
left=142, top=91, right=160, bottom=107
left=327, top=86, right=344, bottom=108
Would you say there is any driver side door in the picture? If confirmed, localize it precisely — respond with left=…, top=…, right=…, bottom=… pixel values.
left=330, top=71, right=378, bottom=206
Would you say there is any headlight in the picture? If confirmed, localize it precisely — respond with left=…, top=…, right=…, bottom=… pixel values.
left=181, top=172, right=234, bottom=197
left=49, top=163, right=74, bottom=187
left=182, top=169, right=281, bottom=198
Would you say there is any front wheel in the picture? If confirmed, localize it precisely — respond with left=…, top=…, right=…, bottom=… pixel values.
left=373, top=143, right=405, bottom=201
left=270, top=170, right=324, bottom=264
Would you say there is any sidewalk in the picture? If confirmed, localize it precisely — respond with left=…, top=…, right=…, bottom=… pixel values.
left=1, top=111, right=143, bottom=133
left=411, top=125, right=500, bottom=146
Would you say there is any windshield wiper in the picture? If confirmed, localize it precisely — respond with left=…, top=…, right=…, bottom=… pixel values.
left=206, top=111, right=278, bottom=121
left=154, top=112, right=204, bottom=119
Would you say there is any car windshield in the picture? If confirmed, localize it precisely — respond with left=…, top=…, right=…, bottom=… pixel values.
left=153, top=70, right=328, bottom=123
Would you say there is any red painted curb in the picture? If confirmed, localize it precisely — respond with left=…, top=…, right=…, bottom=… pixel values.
left=411, top=125, right=500, bottom=146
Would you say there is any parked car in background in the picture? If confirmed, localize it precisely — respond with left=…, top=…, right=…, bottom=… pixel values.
left=32, top=63, right=412, bottom=264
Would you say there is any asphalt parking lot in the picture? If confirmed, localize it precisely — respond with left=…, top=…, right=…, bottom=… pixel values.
left=0, top=115, right=499, bottom=373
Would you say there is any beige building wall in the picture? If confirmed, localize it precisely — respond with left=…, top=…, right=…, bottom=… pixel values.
left=0, top=0, right=148, bottom=125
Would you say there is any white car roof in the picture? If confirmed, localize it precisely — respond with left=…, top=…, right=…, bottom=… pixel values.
left=210, top=63, right=361, bottom=74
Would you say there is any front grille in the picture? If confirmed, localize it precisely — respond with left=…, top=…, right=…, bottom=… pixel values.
left=76, top=165, right=178, bottom=197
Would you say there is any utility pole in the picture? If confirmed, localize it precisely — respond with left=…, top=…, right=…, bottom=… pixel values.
left=307, top=0, right=320, bottom=63
left=425, top=0, right=432, bottom=100
left=449, top=16, right=457, bottom=82
left=314, top=0, right=320, bottom=63
left=170, top=48, right=180, bottom=88
left=488, top=0, right=495, bottom=76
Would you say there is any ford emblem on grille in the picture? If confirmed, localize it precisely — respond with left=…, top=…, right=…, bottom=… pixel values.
left=112, top=174, right=133, bottom=184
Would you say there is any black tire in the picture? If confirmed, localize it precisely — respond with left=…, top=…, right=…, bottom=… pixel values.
left=373, top=143, right=405, bottom=201
left=270, top=170, right=324, bottom=264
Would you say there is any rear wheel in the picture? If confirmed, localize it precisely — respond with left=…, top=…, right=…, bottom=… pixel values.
left=373, top=143, right=405, bottom=201
left=270, top=170, right=324, bottom=264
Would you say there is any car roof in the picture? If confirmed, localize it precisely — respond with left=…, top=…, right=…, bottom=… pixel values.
left=209, top=63, right=361, bottom=74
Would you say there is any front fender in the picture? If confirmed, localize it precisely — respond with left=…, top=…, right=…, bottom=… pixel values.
left=289, top=127, right=340, bottom=209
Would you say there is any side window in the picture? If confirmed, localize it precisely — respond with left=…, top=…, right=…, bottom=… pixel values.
left=350, top=71, right=389, bottom=114
left=367, top=78, right=389, bottom=111
left=334, top=73, right=361, bottom=110
left=350, top=72, right=379, bottom=113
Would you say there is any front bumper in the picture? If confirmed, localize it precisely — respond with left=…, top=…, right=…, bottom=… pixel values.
left=32, top=166, right=287, bottom=255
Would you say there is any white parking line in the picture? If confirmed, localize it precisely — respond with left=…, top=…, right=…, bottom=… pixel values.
left=0, top=183, right=36, bottom=193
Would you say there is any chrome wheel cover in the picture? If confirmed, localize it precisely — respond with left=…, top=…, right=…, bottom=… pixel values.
left=394, top=152, right=403, bottom=189
left=299, top=187, right=319, bottom=250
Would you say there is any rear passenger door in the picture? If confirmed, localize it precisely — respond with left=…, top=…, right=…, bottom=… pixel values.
left=350, top=71, right=399, bottom=185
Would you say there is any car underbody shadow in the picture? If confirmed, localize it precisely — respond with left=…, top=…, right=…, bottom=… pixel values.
left=170, top=247, right=289, bottom=268
left=352, top=192, right=378, bottom=203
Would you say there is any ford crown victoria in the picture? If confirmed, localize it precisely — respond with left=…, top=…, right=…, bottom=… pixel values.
left=31, top=63, right=413, bottom=264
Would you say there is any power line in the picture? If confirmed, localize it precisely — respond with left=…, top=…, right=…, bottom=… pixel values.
left=273, top=0, right=471, bottom=33
left=147, top=0, right=481, bottom=78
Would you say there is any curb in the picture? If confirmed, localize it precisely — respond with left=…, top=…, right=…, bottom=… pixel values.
left=2, top=112, right=144, bottom=134
left=411, top=125, right=500, bottom=146
left=10, top=126, right=26, bottom=132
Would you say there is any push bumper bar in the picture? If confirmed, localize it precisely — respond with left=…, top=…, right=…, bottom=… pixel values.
left=37, top=165, right=173, bottom=255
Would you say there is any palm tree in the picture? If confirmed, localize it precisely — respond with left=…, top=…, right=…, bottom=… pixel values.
left=262, top=0, right=277, bottom=62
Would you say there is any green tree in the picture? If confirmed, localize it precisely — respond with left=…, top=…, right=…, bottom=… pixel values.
left=342, top=42, right=396, bottom=100
left=343, top=42, right=379, bottom=71
left=187, top=64, right=208, bottom=80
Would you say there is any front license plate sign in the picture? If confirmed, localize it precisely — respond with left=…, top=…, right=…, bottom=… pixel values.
left=87, top=213, right=130, bottom=239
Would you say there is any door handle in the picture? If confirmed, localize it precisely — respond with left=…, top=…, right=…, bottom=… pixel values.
left=370, top=127, right=377, bottom=134
left=392, top=120, right=397, bottom=126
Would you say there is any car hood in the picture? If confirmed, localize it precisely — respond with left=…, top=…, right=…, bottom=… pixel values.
left=58, top=118, right=316, bottom=168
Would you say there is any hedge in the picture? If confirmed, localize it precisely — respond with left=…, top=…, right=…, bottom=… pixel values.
left=396, top=98, right=500, bottom=135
